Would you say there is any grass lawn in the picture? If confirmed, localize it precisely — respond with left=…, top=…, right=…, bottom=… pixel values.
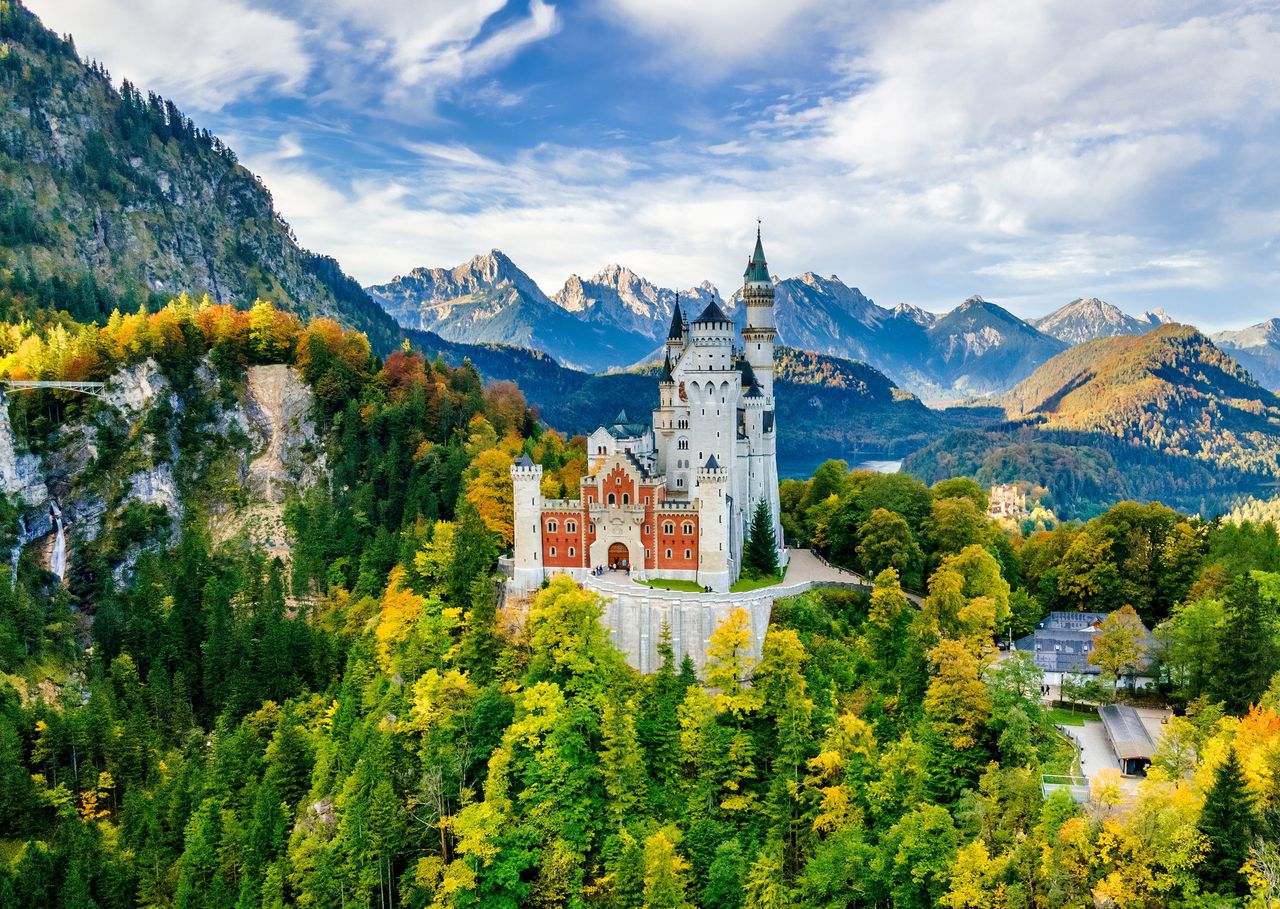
left=636, top=578, right=705, bottom=593
left=730, top=571, right=786, bottom=593
left=1047, top=707, right=1088, bottom=727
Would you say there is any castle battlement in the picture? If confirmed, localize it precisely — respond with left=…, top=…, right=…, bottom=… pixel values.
left=510, top=228, right=784, bottom=593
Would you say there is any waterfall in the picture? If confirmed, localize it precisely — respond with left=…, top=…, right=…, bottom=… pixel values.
left=49, top=501, right=65, bottom=581
left=9, top=514, right=26, bottom=586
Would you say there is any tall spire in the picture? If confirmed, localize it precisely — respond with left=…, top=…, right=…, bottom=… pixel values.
left=667, top=295, right=685, bottom=340
left=745, top=222, right=770, bottom=283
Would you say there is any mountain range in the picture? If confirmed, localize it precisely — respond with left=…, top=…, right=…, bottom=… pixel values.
left=370, top=255, right=1263, bottom=401
left=1030, top=297, right=1170, bottom=345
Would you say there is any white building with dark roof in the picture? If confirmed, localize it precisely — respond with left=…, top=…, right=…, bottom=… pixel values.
left=1014, top=611, right=1155, bottom=688
left=510, top=230, right=785, bottom=592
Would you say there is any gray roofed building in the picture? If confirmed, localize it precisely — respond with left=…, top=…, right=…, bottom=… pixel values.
left=1098, top=704, right=1156, bottom=775
left=1014, top=611, right=1153, bottom=678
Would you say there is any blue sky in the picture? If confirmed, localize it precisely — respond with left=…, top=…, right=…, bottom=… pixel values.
left=28, top=0, right=1280, bottom=329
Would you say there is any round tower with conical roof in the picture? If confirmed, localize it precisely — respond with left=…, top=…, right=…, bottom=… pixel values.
left=742, top=224, right=777, bottom=400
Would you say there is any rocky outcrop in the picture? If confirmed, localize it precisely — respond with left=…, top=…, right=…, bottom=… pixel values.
left=0, top=392, right=47, bottom=505
left=102, top=357, right=170, bottom=415
left=243, top=364, right=325, bottom=503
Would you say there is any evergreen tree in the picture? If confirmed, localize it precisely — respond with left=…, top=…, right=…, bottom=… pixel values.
left=743, top=499, right=779, bottom=578
left=1198, top=746, right=1257, bottom=896
left=1210, top=574, right=1280, bottom=712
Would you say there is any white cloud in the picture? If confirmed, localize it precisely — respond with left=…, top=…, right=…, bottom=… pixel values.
left=26, top=0, right=309, bottom=110
left=601, top=0, right=841, bottom=63
left=309, top=0, right=558, bottom=104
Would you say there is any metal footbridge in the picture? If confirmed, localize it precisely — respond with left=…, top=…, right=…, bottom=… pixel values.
left=2, top=380, right=107, bottom=399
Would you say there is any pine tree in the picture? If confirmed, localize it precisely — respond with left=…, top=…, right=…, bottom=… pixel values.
left=744, top=499, right=779, bottom=579
left=1211, top=574, right=1280, bottom=712
left=1198, top=746, right=1257, bottom=896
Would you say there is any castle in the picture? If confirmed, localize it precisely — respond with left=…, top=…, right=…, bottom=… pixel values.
left=510, top=229, right=785, bottom=593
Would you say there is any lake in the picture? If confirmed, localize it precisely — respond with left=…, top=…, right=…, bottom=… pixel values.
left=778, top=453, right=904, bottom=480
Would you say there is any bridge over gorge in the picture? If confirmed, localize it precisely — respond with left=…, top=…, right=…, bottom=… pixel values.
left=2, top=380, right=107, bottom=399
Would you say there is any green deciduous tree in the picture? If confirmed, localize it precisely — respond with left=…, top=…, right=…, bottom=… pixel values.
left=857, top=508, right=924, bottom=588
left=1088, top=604, right=1148, bottom=692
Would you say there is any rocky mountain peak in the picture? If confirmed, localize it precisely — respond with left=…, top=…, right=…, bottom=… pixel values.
left=1032, top=296, right=1169, bottom=345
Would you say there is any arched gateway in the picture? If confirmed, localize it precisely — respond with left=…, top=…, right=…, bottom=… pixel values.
left=608, top=542, right=629, bottom=570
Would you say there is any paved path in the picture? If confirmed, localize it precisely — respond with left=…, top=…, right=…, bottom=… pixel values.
left=582, top=548, right=878, bottom=604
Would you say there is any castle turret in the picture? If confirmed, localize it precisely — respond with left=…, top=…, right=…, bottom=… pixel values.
left=665, top=297, right=685, bottom=359
left=510, top=454, right=544, bottom=590
left=696, top=454, right=732, bottom=592
left=741, top=225, right=777, bottom=400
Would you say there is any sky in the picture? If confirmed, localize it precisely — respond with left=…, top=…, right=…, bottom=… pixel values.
left=27, top=0, right=1280, bottom=329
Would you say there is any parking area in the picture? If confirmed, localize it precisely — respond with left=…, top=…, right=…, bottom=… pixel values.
left=1056, top=706, right=1173, bottom=798
left=1055, top=720, right=1137, bottom=794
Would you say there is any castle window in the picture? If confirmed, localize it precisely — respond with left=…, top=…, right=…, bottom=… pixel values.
left=566, top=521, right=576, bottom=533
left=589, top=523, right=595, bottom=534
left=677, top=438, right=689, bottom=450
left=643, top=524, right=649, bottom=534
left=684, top=549, right=691, bottom=559
left=677, top=478, right=684, bottom=488
left=622, top=494, right=630, bottom=505
left=682, top=522, right=693, bottom=535
left=645, top=496, right=650, bottom=504
left=547, top=520, right=557, bottom=533
left=568, top=547, right=575, bottom=557
left=608, top=493, right=616, bottom=505
left=549, top=546, right=556, bottom=556
left=597, top=445, right=606, bottom=454
left=645, top=549, right=650, bottom=559
left=665, top=548, right=672, bottom=559
left=663, top=522, right=675, bottom=535
left=615, top=476, right=621, bottom=484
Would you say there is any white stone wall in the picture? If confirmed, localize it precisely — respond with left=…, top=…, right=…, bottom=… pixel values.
left=601, top=589, right=773, bottom=675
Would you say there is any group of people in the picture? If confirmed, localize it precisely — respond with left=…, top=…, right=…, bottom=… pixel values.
left=591, top=563, right=628, bottom=576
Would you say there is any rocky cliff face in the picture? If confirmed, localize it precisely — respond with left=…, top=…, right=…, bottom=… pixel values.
left=242, top=364, right=326, bottom=503
left=0, top=393, right=46, bottom=505
left=0, top=357, right=327, bottom=584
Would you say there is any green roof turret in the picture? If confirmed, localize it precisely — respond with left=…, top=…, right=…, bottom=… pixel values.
left=744, top=223, right=770, bottom=283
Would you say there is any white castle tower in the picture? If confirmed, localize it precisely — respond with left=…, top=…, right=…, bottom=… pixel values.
left=510, top=454, right=544, bottom=590
left=740, top=226, right=783, bottom=552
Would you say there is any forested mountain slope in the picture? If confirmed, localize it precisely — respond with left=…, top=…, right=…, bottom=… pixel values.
left=0, top=1, right=399, bottom=350
left=905, top=324, right=1280, bottom=517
